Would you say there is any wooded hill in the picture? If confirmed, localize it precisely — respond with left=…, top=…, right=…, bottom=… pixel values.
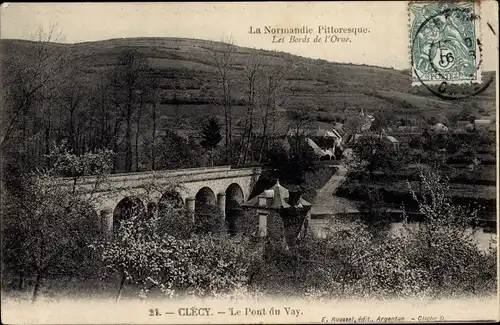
left=0, top=37, right=495, bottom=173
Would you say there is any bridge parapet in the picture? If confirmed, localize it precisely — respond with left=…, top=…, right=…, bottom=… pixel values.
left=58, top=165, right=231, bottom=186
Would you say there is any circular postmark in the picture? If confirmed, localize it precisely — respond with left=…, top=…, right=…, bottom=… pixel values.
left=411, top=3, right=493, bottom=100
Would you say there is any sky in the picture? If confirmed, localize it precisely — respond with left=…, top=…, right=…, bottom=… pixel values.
left=1, top=1, right=498, bottom=71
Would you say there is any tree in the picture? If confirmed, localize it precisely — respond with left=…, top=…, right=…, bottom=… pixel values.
left=351, top=137, right=401, bottom=179
left=157, top=130, right=203, bottom=169
left=287, top=109, right=316, bottom=141
left=264, top=139, right=316, bottom=185
left=87, top=70, right=116, bottom=153
left=1, top=25, right=66, bottom=152
left=257, top=65, right=287, bottom=162
left=240, top=50, right=262, bottom=165
left=344, top=114, right=367, bottom=134
left=134, top=89, right=146, bottom=171
left=212, top=39, right=235, bottom=163
left=456, top=105, right=476, bottom=123
left=108, top=49, right=148, bottom=172
left=95, top=203, right=260, bottom=301
left=370, top=110, right=394, bottom=133
left=56, top=64, right=88, bottom=154
left=399, top=170, right=495, bottom=295
left=2, top=145, right=112, bottom=302
left=46, top=141, right=114, bottom=194
left=409, top=135, right=424, bottom=149
left=147, top=72, right=162, bottom=170
left=200, top=116, right=222, bottom=166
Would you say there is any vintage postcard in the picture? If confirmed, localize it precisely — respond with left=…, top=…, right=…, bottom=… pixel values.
left=0, top=1, right=498, bottom=324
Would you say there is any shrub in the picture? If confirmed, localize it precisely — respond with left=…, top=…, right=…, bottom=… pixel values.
left=256, top=170, right=496, bottom=299
left=96, top=209, right=262, bottom=301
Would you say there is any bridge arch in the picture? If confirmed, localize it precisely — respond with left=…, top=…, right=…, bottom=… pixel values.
left=193, top=186, right=220, bottom=232
left=195, top=186, right=217, bottom=207
left=225, top=183, right=244, bottom=208
left=225, top=183, right=245, bottom=235
left=113, top=196, right=146, bottom=230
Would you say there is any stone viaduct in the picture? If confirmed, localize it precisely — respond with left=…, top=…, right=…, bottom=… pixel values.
left=57, top=165, right=262, bottom=234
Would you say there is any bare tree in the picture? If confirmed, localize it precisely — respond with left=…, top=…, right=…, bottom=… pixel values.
left=134, top=90, right=146, bottom=171
left=212, top=38, right=235, bottom=163
left=287, top=108, right=316, bottom=151
left=257, top=65, right=287, bottom=162
left=108, top=49, right=148, bottom=172
left=89, top=71, right=112, bottom=148
left=59, top=66, right=86, bottom=153
left=1, top=25, right=66, bottom=155
left=148, top=73, right=162, bottom=170
left=239, top=49, right=262, bottom=165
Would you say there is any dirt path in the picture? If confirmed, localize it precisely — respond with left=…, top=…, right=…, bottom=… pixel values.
left=310, top=165, right=359, bottom=215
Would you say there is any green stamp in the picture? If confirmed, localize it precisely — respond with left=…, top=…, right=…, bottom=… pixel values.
left=410, top=2, right=481, bottom=86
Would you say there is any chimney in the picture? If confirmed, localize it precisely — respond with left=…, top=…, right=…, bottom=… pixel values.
left=289, top=190, right=302, bottom=207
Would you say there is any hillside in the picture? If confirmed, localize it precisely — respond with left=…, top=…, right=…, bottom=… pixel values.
left=1, top=37, right=495, bottom=131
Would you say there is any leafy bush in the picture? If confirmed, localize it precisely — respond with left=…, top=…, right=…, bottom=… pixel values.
left=95, top=207, right=262, bottom=301
left=194, top=203, right=223, bottom=235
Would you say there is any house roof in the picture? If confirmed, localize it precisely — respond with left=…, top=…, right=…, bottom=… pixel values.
left=287, top=127, right=342, bottom=139
left=306, top=138, right=325, bottom=156
left=386, top=136, right=399, bottom=143
left=430, top=123, right=448, bottom=132
left=397, top=125, right=419, bottom=131
left=342, top=132, right=399, bottom=145
left=323, top=149, right=335, bottom=156
left=326, top=129, right=342, bottom=138
left=242, top=180, right=311, bottom=210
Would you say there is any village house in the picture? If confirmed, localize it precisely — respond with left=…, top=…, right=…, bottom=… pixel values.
left=429, top=123, right=449, bottom=133
left=342, top=131, right=400, bottom=150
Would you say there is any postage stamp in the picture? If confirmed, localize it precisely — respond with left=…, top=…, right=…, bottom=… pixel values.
left=410, top=1, right=482, bottom=86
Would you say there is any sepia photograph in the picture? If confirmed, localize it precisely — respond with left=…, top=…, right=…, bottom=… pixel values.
left=0, top=1, right=498, bottom=323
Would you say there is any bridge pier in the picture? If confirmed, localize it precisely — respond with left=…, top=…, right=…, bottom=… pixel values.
left=185, top=197, right=196, bottom=222
left=100, top=208, right=113, bottom=237
left=217, top=193, right=226, bottom=220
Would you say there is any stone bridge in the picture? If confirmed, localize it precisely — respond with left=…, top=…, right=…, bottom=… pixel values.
left=58, top=165, right=262, bottom=233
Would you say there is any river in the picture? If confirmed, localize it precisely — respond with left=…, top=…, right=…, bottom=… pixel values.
left=310, top=218, right=497, bottom=252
